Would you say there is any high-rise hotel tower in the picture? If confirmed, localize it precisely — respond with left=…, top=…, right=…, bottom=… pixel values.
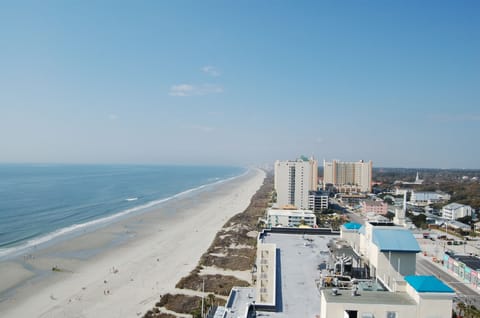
left=274, top=157, right=318, bottom=209
left=323, top=160, right=372, bottom=193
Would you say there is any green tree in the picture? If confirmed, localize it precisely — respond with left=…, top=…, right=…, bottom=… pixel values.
left=457, top=215, right=472, bottom=226
left=384, top=197, right=394, bottom=205
left=385, top=211, right=395, bottom=221
left=407, top=212, right=427, bottom=229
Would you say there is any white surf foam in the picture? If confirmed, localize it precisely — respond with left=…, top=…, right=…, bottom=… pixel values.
left=0, top=168, right=249, bottom=260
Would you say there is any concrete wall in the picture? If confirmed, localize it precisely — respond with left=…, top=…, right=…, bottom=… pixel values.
left=359, top=230, right=368, bottom=259
left=376, top=251, right=416, bottom=290
left=340, top=230, right=359, bottom=250
left=320, top=293, right=417, bottom=318
left=406, top=284, right=453, bottom=318
left=255, top=243, right=276, bottom=305
left=261, top=227, right=339, bottom=236
left=320, top=287, right=453, bottom=318
left=369, top=243, right=380, bottom=270
left=377, top=252, right=416, bottom=277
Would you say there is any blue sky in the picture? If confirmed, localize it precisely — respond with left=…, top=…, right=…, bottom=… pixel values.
left=0, top=1, right=479, bottom=168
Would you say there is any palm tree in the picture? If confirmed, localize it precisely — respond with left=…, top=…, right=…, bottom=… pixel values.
left=465, top=304, right=480, bottom=318
left=457, top=301, right=466, bottom=317
left=207, top=293, right=215, bottom=307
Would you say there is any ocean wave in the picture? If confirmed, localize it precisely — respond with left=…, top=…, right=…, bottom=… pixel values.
left=0, top=169, right=247, bottom=260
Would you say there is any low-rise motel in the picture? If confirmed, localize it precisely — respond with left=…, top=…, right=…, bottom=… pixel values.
left=266, top=207, right=316, bottom=228
left=443, top=252, right=480, bottom=291
left=210, top=222, right=455, bottom=318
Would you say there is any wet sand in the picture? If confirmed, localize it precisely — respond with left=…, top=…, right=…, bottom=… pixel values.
left=0, top=168, right=265, bottom=317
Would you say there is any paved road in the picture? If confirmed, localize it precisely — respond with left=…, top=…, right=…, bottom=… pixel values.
left=416, top=257, right=480, bottom=308
left=330, top=199, right=364, bottom=225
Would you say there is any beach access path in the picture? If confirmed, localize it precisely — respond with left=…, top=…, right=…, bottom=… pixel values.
left=0, top=168, right=265, bottom=318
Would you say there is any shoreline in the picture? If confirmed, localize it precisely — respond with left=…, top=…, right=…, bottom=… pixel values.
left=0, top=168, right=265, bottom=317
left=0, top=167, right=248, bottom=261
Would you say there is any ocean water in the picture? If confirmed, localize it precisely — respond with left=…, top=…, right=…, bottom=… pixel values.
left=0, top=164, right=245, bottom=259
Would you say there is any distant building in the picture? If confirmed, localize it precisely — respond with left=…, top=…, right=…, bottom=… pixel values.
left=361, top=200, right=388, bottom=215
left=394, top=172, right=424, bottom=185
left=441, top=202, right=474, bottom=220
left=444, top=220, right=471, bottom=232
left=475, top=221, right=480, bottom=234
left=308, top=190, right=329, bottom=212
left=394, top=188, right=409, bottom=196
left=337, top=193, right=367, bottom=208
left=365, top=213, right=391, bottom=223
left=274, top=157, right=318, bottom=209
left=410, top=191, right=450, bottom=206
left=323, top=160, right=372, bottom=193
left=266, top=208, right=316, bottom=228
left=444, top=253, right=480, bottom=291
left=393, top=193, right=408, bottom=227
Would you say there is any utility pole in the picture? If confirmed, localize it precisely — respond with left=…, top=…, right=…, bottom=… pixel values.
left=201, top=278, right=205, bottom=318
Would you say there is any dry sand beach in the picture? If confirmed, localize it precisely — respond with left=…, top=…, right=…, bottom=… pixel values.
left=0, top=168, right=265, bottom=317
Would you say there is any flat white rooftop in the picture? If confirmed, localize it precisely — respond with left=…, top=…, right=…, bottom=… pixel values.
left=223, top=287, right=256, bottom=318
left=267, top=209, right=315, bottom=216
left=322, top=289, right=416, bottom=305
left=260, top=232, right=332, bottom=317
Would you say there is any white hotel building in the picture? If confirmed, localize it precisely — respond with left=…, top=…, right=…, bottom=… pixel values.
left=441, top=202, right=474, bottom=220
left=266, top=208, right=316, bottom=228
left=274, top=158, right=318, bottom=209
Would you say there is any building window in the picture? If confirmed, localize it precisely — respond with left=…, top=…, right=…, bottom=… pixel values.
left=386, top=312, right=396, bottom=318
left=345, top=310, right=358, bottom=318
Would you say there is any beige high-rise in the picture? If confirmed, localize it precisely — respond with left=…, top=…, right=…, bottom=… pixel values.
left=323, top=160, right=372, bottom=193
left=274, top=158, right=318, bottom=209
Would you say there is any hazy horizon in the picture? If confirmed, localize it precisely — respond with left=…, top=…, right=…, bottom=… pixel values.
left=1, top=162, right=480, bottom=172
left=1, top=1, right=479, bottom=169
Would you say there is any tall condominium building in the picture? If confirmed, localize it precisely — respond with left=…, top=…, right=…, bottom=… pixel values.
left=274, top=157, right=318, bottom=209
left=323, top=160, right=372, bottom=193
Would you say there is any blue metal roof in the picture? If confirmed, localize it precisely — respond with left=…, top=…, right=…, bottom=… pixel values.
left=343, top=222, right=362, bottom=230
left=372, top=228, right=421, bottom=252
left=405, top=275, right=454, bottom=293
